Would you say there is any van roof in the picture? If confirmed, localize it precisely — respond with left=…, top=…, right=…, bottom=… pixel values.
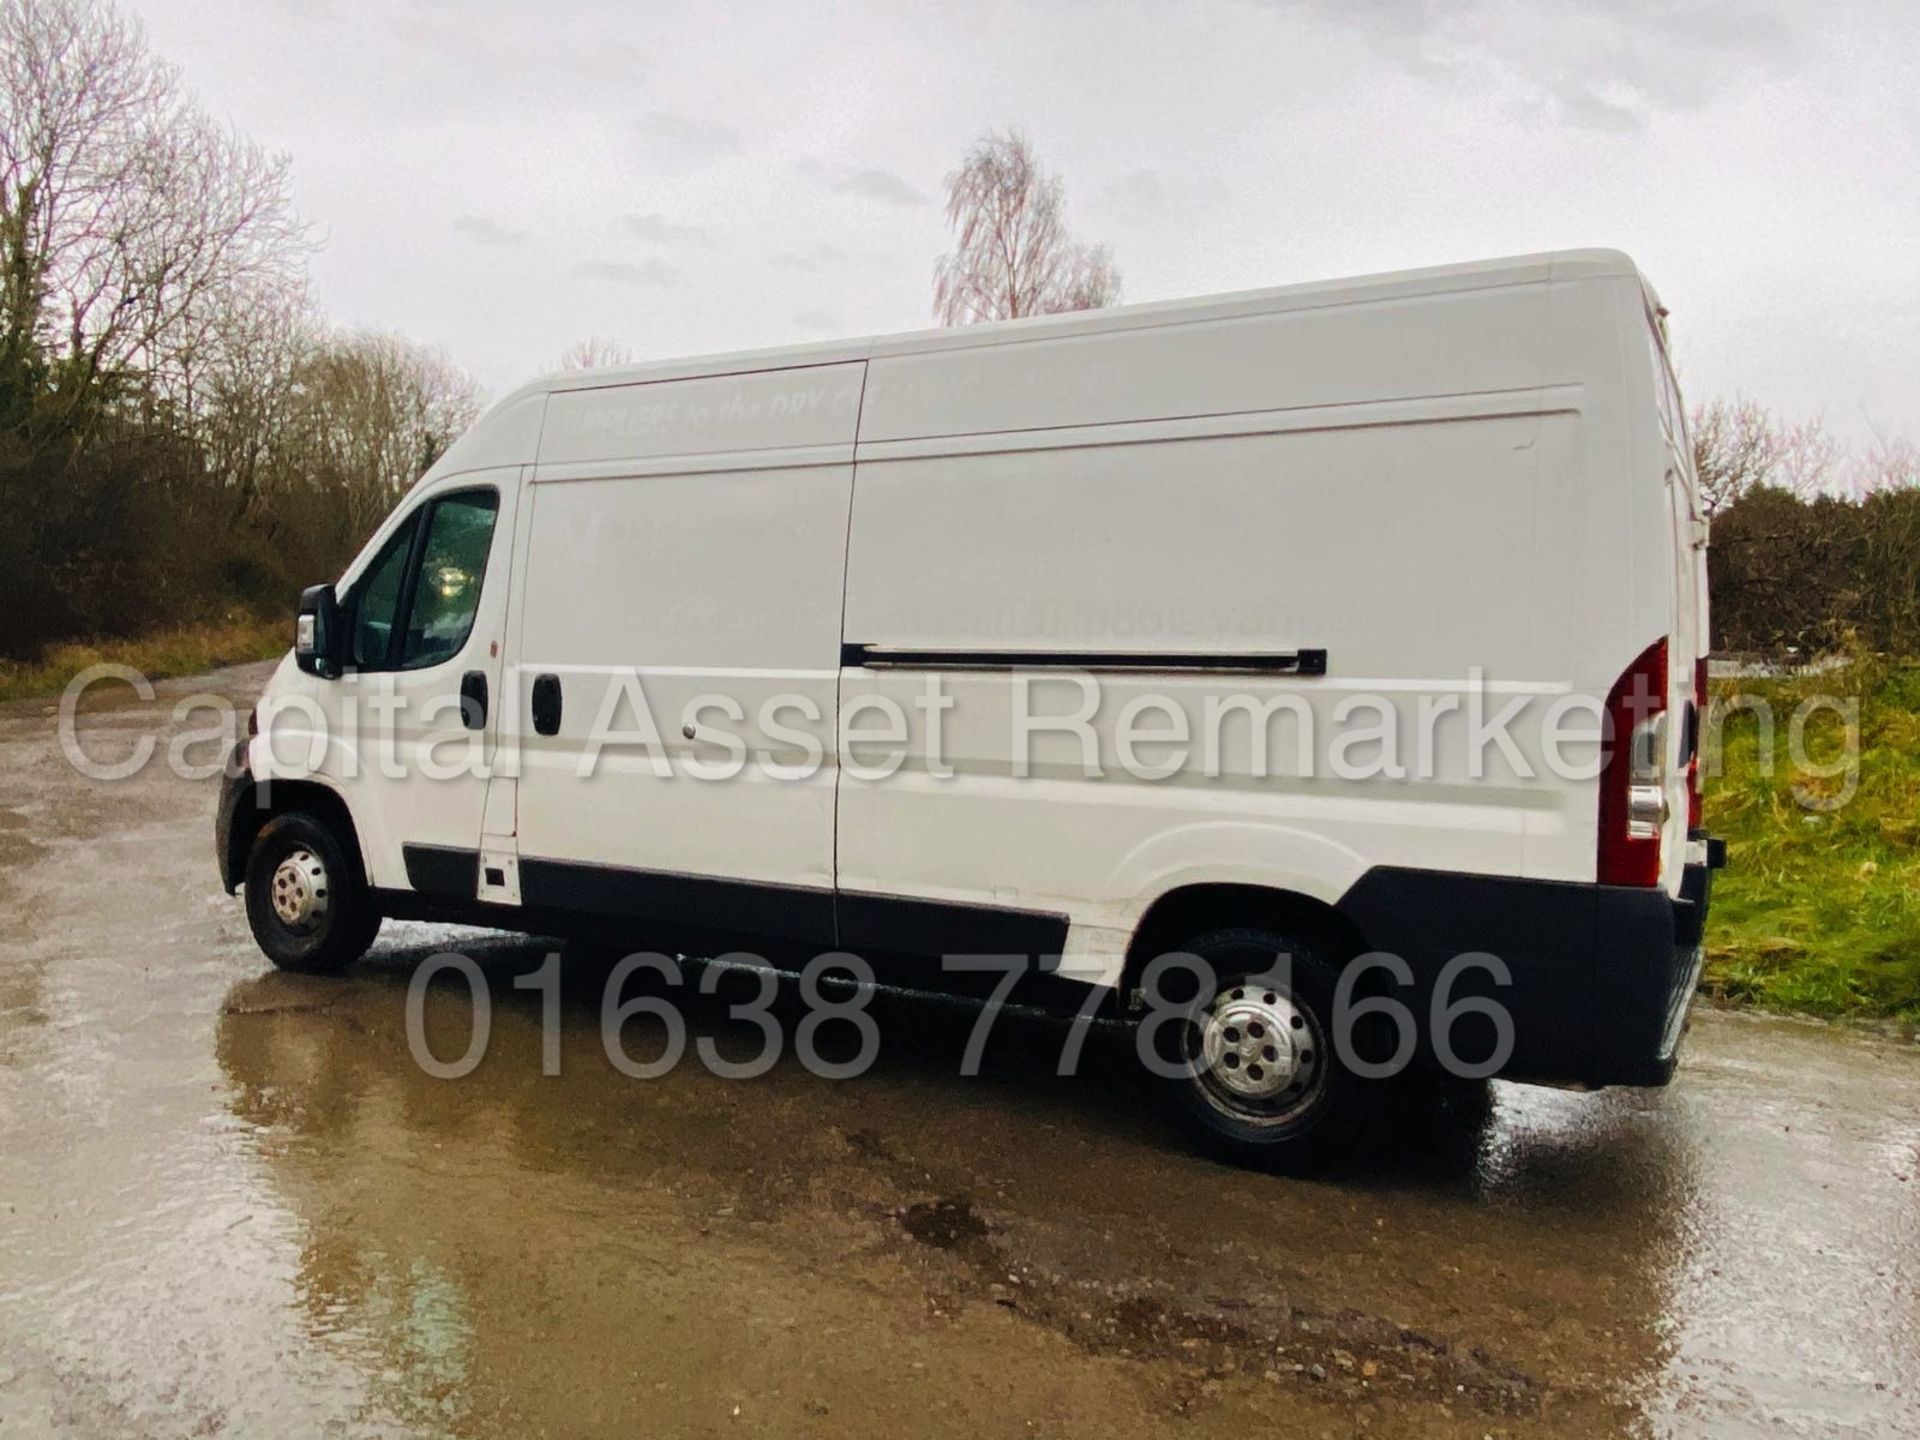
left=502, top=247, right=1642, bottom=406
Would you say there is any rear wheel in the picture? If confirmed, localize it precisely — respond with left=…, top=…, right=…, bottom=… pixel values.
left=244, top=812, right=380, bottom=973
left=1146, top=927, right=1359, bottom=1170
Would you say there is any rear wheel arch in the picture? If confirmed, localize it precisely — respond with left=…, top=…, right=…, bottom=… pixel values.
left=1121, top=882, right=1369, bottom=1006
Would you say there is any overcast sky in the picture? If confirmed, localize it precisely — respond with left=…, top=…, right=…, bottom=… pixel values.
left=132, top=0, right=1918, bottom=444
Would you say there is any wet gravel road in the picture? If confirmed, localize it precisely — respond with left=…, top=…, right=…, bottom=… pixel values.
left=2, top=662, right=1917, bottom=1439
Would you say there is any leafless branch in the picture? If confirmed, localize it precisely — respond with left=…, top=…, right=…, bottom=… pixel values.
left=556, top=336, right=635, bottom=370
left=1689, top=396, right=1840, bottom=515
left=933, top=129, right=1120, bottom=325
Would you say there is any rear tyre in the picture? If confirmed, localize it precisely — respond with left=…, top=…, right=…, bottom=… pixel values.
left=1145, top=927, right=1359, bottom=1171
left=244, top=812, right=380, bottom=974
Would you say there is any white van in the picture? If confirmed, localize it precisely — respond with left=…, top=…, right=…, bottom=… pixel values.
left=217, top=249, right=1722, bottom=1165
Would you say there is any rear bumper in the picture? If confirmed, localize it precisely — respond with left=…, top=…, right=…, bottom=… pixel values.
left=1334, top=837, right=1722, bottom=1089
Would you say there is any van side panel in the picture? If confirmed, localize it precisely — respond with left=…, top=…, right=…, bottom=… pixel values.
left=839, top=282, right=1621, bottom=987
left=1518, top=275, right=1644, bottom=888
left=858, top=282, right=1553, bottom=442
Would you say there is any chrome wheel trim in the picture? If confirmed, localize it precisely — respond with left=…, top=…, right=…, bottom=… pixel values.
left=1194, top=980, right=1325, bottom=1123
left=268, top=848, right=330, bottom=932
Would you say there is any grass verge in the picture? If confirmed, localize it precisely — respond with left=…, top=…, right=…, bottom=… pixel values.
left=1704, top=656, right=1920, bottom=1024
left=0, top=616, right=288, bottom=704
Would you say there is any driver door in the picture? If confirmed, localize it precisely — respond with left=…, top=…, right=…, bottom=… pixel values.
left=332, top=467, right=520, bottom=895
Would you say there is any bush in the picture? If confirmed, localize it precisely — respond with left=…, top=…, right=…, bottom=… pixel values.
left=1709, top=486, right=1920, bottom=657
left=0, top=414, right=339, bottom=660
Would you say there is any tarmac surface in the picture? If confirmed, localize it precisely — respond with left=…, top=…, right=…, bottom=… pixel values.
left=1, top=661, right=1916, bottom=1438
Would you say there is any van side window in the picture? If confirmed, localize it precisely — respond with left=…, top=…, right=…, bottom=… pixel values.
left=350, top=517, right=418, bottom=669
left=397, top=489, right=500, bottom=670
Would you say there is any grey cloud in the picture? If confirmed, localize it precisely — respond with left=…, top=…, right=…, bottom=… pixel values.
left=1648, top=0, right=1794, bottom=56
left=622, top=213, right=715, bottom=247
left=375, top=13, right=645, bottom=118
left=569, top=258, right=684, bottom=285
left=798, top=157, right=925, bottom=205
left=452, top=214, right=532, bottom=247
left=1277, top=0, right=1800, bottom=129
left=567, top=38, right=648, bottom=89
left=832, top=168, right=925, bottom=206
left=1556, top=89, right=1643, bottom=134
left=769, top=243, right=846, bottom=272
left=1099, top=169, right=1168, bottom=215
left=637, top=110, right=741, bottom=160
left=1094, top=168, right=1229, bottom=219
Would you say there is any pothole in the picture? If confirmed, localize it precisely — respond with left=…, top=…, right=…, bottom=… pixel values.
left=901, top=1197, right=990, bottom=1250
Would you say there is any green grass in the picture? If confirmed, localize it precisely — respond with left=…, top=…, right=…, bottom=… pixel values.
left=1704, top=656, right=1920, bottom=1024
left=0, top=616, right=289, bottom=703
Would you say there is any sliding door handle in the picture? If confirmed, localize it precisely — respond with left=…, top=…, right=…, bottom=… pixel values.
left=531, top=673, right=563, bottom=736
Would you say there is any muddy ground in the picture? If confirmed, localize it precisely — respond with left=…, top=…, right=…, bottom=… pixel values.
left=1, top=662, right=1916, bottom=1438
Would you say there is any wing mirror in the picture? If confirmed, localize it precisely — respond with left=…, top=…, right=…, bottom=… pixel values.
left=294, top=583, right=345, bottom=677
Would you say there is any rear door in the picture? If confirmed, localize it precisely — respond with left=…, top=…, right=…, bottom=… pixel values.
left=1648, top=314, right=1701, bottom=888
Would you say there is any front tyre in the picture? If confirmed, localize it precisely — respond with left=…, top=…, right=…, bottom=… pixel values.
left=1147, top=927, right=1359, bottom=1171
left=243, top=813, right=380, bottom=973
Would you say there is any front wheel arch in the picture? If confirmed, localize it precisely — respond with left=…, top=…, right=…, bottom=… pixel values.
left=243, top=810, right=381, bottom=972
left=225, top=778, right=369, bottom=899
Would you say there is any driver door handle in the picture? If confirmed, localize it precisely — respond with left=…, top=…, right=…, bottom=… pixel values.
left=459, top=670, right=488, bottom=730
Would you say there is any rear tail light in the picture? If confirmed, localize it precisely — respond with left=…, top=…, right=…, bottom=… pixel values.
left=1687, top=657, right=1707, bottom=830
left=1598, top=637, right=1669, bottom=887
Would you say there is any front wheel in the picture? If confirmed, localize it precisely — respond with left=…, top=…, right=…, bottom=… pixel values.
left=1146, top=927, right=1360, bottom=1171
left=243, top=812, right=380, bottom=973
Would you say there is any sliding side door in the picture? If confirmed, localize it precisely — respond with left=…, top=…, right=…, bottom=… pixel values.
left=503, top=363, right=865, bottom=952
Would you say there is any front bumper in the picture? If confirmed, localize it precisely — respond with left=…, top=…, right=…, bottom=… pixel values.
left=215, top=741, right=253, bottom=893
left=1335, top=837, right=1723, bottom=1089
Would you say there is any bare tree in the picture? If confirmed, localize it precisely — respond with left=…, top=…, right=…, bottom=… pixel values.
left=0, top=0, right=305, bottom=405
left=191, top=278, right=319, bottom=506
left=1852, top=430, right=1920, bottom=495
left=933, top=129, right=1119, bottom=326
left=1690, top=397, right=1839, bottom=515
left=0, top=0, right=496, bottom=655
left=556, top=336, right=634, bottom=370
left=276, top=331, right=483, bottom=535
